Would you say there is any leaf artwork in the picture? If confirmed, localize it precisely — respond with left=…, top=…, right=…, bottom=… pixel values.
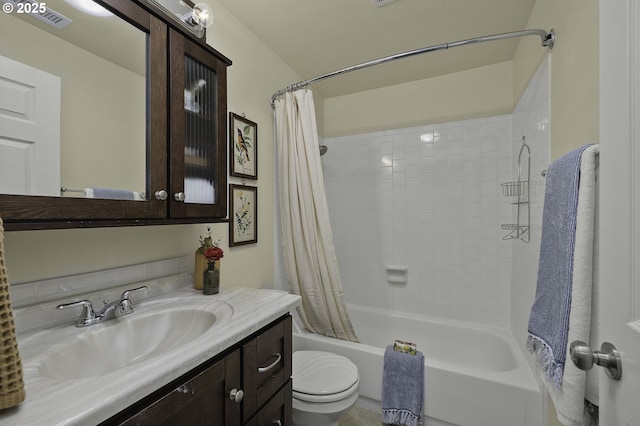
left=234, top=191, right=253, bottom=237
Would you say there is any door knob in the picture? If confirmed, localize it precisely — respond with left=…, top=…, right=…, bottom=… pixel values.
left=569, top=340, right=622, bottom=380
left=174, top=192, right=186, bottom=202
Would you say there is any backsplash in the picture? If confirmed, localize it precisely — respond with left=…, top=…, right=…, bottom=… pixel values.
left=10, top=256, right=194, bottom=334
left=321, top=115, right=514, bottom=327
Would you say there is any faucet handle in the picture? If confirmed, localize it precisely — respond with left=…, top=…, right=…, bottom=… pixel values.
left=118, top=286, right=147, bottom=316
left=120, top=286, right=147, bottom=301
left=56, top=300, right=97, bottom=327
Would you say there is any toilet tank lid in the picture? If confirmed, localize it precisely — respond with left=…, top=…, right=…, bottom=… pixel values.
left=292, top=351, right=359, bottom=395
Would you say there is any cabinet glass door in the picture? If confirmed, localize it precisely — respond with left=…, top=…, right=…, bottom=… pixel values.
left=184, top=55, right=216, bottom=204
left=169, top=30, right=228, bottom=219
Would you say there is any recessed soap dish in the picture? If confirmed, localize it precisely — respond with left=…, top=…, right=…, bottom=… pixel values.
left=386, top=266, right=408, bottom=284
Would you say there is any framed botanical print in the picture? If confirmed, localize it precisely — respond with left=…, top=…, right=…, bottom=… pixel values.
left=229, top=112, right=258, bottom=179
left=229, top=184, right=257, bottom=246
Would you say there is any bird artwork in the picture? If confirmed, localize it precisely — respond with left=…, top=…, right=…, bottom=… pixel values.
left=231, top=116, right=256, bottom=178
left=237, top=128, right=251, bottom=162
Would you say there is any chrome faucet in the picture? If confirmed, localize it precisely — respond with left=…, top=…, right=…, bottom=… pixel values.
left=57, top=286, right=148, bottom=327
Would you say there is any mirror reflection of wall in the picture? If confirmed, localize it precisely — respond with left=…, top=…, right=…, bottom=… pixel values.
left=0, top=0, right=147, bottom=200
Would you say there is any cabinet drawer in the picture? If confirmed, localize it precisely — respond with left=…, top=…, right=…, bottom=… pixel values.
left=244, top=381, right=292, bottom=426
left=243, top=315, right=292, bottom=420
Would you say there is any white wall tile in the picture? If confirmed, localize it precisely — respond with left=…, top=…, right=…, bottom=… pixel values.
left=323, top=116, right=513, bottom=327
left=322, top=65, right=547, bottom=331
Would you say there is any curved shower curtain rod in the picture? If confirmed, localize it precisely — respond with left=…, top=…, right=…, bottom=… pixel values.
left=270, top=28, right=555, bottom=106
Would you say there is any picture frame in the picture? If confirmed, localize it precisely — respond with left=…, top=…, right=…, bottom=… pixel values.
left=229, top=184, right=257, bottom=246
left=229, top=112, right=258, bottom=179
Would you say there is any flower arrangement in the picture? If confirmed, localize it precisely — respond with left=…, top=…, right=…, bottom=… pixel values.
left=204, top=246, right=224, bottom=264
left=198, top=227, right=224, bottom=265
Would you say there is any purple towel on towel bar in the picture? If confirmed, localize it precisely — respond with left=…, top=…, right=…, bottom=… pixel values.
left=382, top=345, right=424, bottom=426
left=90, top=187, right=136, bottom=200
left=527, top=144, right=592, bottom=388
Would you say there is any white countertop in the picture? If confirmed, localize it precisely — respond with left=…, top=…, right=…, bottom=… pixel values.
left=0, top=287, right=301, bottom=425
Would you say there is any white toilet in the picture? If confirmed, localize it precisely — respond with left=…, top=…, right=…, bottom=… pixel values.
left=292, top=350, right=360, bottom=426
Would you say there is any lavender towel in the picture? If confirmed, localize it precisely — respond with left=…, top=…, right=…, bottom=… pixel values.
left=527, top=144, right=592, bottom=388
left=91, top=187, right=136, bottom=200
left=382, top=345, right=424, bottom=426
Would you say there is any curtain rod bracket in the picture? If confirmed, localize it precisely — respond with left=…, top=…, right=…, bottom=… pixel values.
left=542, top=29, right=555, bottom=49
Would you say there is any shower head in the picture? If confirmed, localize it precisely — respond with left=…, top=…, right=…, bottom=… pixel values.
left=319, top=145, right=328, bottom=156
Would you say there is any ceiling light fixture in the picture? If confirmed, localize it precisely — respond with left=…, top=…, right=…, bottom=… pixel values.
left=64, top=0, right=113, bottom=17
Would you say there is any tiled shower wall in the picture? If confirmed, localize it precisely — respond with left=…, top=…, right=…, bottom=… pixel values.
left=322, top=116, right=515, bottom=327
left=322, top=55, right=550, bottom=330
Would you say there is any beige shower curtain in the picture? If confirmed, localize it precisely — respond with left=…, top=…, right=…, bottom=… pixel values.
left=274, top=89, right=358, bottom=342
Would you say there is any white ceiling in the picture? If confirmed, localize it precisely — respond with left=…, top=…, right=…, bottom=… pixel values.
left=215, top=0, right=538, bottom=99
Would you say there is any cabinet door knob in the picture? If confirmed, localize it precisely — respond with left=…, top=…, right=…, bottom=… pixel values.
left=154, top=190, right=168, bottom=200
left=229, top=388, right=244, bottom=403
left=174, top=192, right=186, bottom=202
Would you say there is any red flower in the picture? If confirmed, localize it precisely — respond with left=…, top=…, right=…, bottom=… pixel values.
left=204, top=246, right=224, bottom=261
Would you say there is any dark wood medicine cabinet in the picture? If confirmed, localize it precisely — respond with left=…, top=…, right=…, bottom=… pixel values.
left=0, top=0, right=231, bottom=231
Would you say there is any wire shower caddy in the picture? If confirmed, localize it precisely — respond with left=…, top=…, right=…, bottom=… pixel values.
left=501, top=137, right=530, bottom=242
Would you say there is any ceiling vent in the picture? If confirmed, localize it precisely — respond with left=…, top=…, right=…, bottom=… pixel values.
left=370, top=0, right=397, bottom=7
left=4, top=0, right=73, bottom=29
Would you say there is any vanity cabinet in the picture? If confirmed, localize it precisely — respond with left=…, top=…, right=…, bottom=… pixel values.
left=101, top=315, right=292, bottom=426
left=0, top=0, right=231, bottom=230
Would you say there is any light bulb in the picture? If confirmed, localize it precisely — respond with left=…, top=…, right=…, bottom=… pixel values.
left=192, top=3, right=213, bottom=29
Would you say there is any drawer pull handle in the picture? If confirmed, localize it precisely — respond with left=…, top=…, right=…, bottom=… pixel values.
left=258, top=353, right=282, bottom=373
left=229, top=388, right=244, bottom=403
left=272, top=421, right=282, bottom=426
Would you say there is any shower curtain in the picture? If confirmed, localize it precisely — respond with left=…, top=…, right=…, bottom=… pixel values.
left=274, top=89, right=358, bottom=342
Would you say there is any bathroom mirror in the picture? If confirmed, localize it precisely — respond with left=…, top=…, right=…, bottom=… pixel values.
left=0, top=0, right=147, bottom=200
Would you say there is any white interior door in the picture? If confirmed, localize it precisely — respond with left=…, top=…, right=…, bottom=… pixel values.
left=598, top=1, right=640, bottom=423
left=0, top=54, right=61, bottom=196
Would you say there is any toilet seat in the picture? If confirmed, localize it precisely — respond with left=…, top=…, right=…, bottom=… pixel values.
left=293, top=379, right=359, bottom=403
left=292, top=351, right=359, bottom=403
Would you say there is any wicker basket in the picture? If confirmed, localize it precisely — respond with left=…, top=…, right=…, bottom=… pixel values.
left=0, top=218, right=25, bottom=409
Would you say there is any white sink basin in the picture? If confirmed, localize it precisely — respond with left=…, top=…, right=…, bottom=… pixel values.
left=38, top=304, right=230, bottom=380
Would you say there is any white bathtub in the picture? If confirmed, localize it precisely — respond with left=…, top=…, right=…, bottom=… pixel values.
left=292, top=304, right=542, bottom=426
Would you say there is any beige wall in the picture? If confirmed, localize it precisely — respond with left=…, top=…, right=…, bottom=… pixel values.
left=322, top=0, right=598, bottom=158
left=323, top=61, right=513, bottom=138
left=513, top=0, right=599, bottom=160
left=3, top=1, right=301, bottom=287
